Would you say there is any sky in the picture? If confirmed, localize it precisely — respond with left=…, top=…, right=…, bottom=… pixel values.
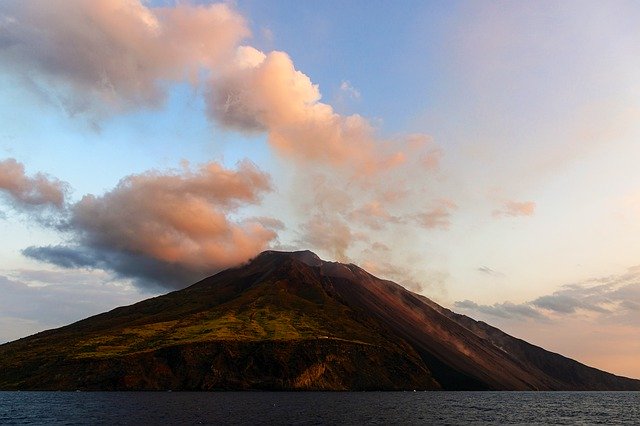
left=0, top=0, right=639, bottom=378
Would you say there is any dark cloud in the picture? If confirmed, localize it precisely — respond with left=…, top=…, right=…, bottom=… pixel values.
left=22, top=245, right=97, bottom=269
left=23, top=245, right=206, bottom=290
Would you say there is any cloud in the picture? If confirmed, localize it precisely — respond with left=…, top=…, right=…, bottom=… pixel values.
left=0, top=158, right=68, bottom=211
left=360, top=257, right=449, bottom=295
left=456, top=266, right=640, bottom=322
left=532, top=293, right=610, bottom=315
left=19, top=160, right=280, bottom=289
left=0, top=0, right=248, bottom=115
left=477, top=266, right=504, bottom=277
left=0, top=1, right=450, bottom=290
left=371, top=242, right=391, bottom=252
left=22, top=245, right=97, bottom=269
left=492, top=200, right=536, bottom=218
left=297, top=215, right=363, bottom=262
left=404, top=133, right=443, bottom=171
left=349, top=201, right=403, bottom=231
left=414, top=199, right=457, bottom=230
left=339, top=80, right=361, bottom=100
left=207, top=46, right=402, bottom=173
left=0, top=271, right=144, bottom=343
left=454, top=299, right=545, bottom=320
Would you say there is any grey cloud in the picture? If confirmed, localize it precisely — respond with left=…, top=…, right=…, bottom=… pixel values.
left=456, top=269, right=640, bottom=322
left=531, top=294, right=582, bottom=314
left=0, top=272, right=144, bottom=343
left=22, top=245, right=209, bottom=290
left=610, top=283, right=640, bottom=302
left=532, top=294, right=610, bottom=314
left=22, top=245, right=97, bottom=269
left=621, top=300, right=640, bottom=311
left=11, top=268, right=111, bottom=286
left=454, top=299, right=545, bottom=320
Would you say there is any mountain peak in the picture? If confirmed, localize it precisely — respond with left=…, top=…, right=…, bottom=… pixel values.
left=2, top=249, right=639, bottom=391
left=258, top=249, right=324, bottom=267
left=256, top=250, right=359, bottom=280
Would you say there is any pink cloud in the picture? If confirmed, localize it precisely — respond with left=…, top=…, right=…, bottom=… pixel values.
left=0, top=158, right=67, bottom=210
left=0, top=0, right=248, bottom=114
left=208, top=47, right=403, bottom=174
left=19, top=160, right=280, bottom=289
left=70, top=161, right=275, bottom=271
left=414, top=199, right=458, bottom=230
left=493, top=200, right=536, bottom=218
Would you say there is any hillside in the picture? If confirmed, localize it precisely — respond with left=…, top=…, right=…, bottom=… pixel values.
left=1, top=250, right=638, bottom=391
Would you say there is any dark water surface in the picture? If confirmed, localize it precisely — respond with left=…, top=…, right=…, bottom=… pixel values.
left=1, top=391, right=639, bottom=425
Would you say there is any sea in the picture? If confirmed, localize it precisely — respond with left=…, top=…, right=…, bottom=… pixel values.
left=1, top=391, right=638, bottom=425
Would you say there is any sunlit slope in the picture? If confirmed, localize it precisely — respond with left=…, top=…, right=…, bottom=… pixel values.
left=0, top=250, right=638, bottom=390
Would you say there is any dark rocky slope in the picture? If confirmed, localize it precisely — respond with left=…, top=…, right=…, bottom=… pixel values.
left=1, top=250, right=638, bottom=391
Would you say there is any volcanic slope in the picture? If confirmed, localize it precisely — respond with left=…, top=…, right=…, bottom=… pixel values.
left=1, top=250, right=638, bottom=391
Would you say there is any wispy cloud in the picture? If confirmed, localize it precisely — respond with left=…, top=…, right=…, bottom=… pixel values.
left=0, top=271, right=143, bottom=343
left=456, top=267, right=640, bottom=322
left=455, top=299, right=545, bottom=320
left=339, top=80, right=361, bottom=100
left=414, top=199, right=457, bottom=230
left=492, top=200, right=536, bottom=218
left=477, top=266, right=504, bottom=277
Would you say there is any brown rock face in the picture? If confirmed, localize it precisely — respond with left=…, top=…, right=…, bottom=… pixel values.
left=1, top=250, right=639, bottom=391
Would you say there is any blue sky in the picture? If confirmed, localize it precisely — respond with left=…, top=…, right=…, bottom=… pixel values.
left=0, top=0, right=639, bottom=377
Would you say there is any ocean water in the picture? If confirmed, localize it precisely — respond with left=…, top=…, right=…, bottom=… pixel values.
left=1, top=391, right=639, bottom=425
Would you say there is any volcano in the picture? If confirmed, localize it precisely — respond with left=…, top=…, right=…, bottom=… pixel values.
left=1, top=250, right=638, bottom=391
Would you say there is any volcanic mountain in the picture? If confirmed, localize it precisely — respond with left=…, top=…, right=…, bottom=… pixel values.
left=1, top=250, right=639, bottom=391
